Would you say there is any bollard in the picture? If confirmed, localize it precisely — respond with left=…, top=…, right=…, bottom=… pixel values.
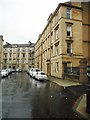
left=86, top=77, right=90, bottom=113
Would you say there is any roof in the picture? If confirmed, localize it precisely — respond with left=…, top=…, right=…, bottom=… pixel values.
left=35, top=1, right=83, bottom=44
left=3, top=42, right=35, bottom=48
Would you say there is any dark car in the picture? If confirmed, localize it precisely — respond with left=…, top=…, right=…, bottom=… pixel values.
left=87, top=66, right=90, bottom=78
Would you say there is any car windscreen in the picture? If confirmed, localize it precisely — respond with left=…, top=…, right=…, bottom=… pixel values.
left=41, top=73, right=45, bottom=75
left=36, top=69, right=40, bottom=72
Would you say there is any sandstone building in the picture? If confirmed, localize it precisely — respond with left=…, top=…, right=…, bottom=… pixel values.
left=35, top=2, right=90, bottom=78
left=3, top=41, right=35, bottom=70
left=0, top=35, right=4, bottom=70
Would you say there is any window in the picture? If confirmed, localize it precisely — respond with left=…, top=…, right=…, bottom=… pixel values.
left=17, top=60, right=19, bottom=63
left=67, top=62, right=72, bottom=73
left=66, top=25, right=72, bottom=37
left=4, top=53, right=7, bottom=58
left=55, top=28, right=58, bottom=40
left=18, top=48, right=20, bottom=51
left=29, top=53, right=32, bottom=57
left=18, top=54, right=19, bottom=57
left=4, top=60, right=7, bottom=63
left=55, top=45, right=59, bottom=55
left=66, top=7, right=71, bottom=19
left=51, top=46, right=53, bottom=57
left=9, top=59, right=11, bottom=63
left=22, top=53, right=25, bottom=57
left=56, top=14, right=58, bottom=23
left=10, top=53, right=12, bottom=57
left=51, top=19, right=53, bottom=28
left=22, top=60, right=25, bottom=63
left=43, top=42, right=45, bottom=49
left=51, top=32, right=53, bottom=43
left=10, top=49, right=12, bottom=52
left=56, top=62, right=59, bottom=72
left=67, top=43, right=72, bottom=54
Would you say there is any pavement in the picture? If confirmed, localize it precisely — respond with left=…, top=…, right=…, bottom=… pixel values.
left=48, top=76, right=81, bottom=87
left=73, top=94, right=90, bottom=119
left=48, top=76, right=90, bottom=119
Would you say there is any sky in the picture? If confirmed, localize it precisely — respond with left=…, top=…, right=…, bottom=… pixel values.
left=0, top=0, right=69, bottom=44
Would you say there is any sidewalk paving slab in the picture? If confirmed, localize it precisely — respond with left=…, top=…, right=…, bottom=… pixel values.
left=48, top=76, right=81, bottom=87
left=73, top=94, right=90, bottom=119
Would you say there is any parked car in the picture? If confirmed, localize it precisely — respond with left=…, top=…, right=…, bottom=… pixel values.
left=1, top=69, right=8, bottom=78
left=35, top=71, right=48, bottom=81
left=16, top=68, right=22, bottom=72
left=11, top=69, right=16, bottom=72
left=28, top=68, right=33, bottom=76
left=6, top=68, right=12, bottom=75
left=29, top=68, right=41, bottom=78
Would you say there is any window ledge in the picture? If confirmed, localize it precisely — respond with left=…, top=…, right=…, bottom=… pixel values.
left=54, top=39, right=59, bottom=45
left=67, top=53, right=73, bottom=57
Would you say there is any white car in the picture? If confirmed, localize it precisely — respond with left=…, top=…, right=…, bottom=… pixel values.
left=35, top=71, right=48, bottom=81
left=6, top=68, right=12, bottom=74
left=16, top=68, right=22, bottom=72
left=29, top=68, right=40, bottom=78
left=1, top=69, right=8, bottom=78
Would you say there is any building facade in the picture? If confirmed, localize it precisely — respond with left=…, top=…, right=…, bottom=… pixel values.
left=3, top=41, right=35, bottom=70
left=0, top=35, right=4, bottom=70
left=35, top=2, right=90, bottom=78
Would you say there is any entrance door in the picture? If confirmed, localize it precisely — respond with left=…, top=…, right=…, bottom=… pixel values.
left=13, top=66, right=16, bottom=69
left=47, top=63, right=50, bottom=76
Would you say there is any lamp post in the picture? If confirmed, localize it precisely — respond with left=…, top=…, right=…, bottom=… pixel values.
left=86, top=75, right=90, bottom=113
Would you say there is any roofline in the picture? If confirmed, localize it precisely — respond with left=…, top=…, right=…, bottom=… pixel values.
left=35, top=2, right=83, bottom=44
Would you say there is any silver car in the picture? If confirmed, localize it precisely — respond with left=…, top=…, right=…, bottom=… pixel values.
left=1, top=69, right=8, bottom=78
left=35, top=71, right=48, bottom=81
left=29, top=68, right=40, bottom=78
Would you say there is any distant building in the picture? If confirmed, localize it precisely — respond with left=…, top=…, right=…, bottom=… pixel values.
left=0, top=35, right=4, bottom=70
left=35, top=1, right=90, bottom=78
left=3, top=41, right=35, bottom=70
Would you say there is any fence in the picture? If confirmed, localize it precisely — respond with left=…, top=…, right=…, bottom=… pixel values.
left=63, top=67, right=80, bottom=80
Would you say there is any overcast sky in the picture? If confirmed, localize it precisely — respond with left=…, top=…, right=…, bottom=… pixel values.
left=0, top=0, right=69, bottom=44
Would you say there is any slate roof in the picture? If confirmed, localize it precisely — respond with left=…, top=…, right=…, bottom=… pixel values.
left=3, top=42, right=35, bottom=48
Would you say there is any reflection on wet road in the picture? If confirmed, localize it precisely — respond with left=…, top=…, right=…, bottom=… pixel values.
left=1, top=72, right=86, bottom=118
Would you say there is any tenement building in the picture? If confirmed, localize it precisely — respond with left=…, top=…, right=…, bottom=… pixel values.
left=3, top=41, right=35, bottom=70
left=35, top=2, right=90, bottom=78
left=0, top=35, right=4, bottom=70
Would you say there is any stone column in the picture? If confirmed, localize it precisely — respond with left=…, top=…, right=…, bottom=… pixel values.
left=79, top=58, right=88, bottom=84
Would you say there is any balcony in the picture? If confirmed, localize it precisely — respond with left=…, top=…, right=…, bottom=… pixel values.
left=67, top=53, right=73, bottom=57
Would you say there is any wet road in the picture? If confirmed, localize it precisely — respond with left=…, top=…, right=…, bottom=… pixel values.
left=1, top=72, right=87, bottom=119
